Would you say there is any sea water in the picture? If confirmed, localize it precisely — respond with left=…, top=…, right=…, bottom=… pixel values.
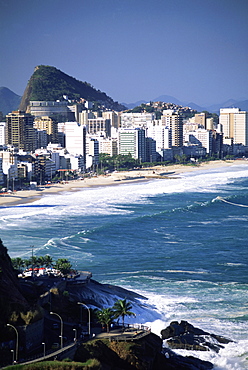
left=0, top=164, right=248, bottom=369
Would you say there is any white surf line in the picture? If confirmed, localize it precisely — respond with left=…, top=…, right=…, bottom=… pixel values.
left=216, top=196, right=248, bottom=207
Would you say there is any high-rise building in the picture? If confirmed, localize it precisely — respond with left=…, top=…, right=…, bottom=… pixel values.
left=184, top=129, right=213, bottom=154
left=102, top=111, right=120, bottom=129
left=161, top=110, right=183, bottom=147
left=98, top=137, right=118, bottom=156
left=34, top=116, right=58, bottom=143
left=86, top=138, right=99, bottom=165
left=0, top=122, right=6, bottom=146
left=6, top=110, right=36, bottom=151
left=119, top=128, right=146, bottom=162
left=194, top=113, right=206, bottom=128
left=219, top=108, right=248, bottom=146
left=64, top=122, right=86, bottom=166
left=147, top=124, right=171, bottom=151
left=206, top=118, right=214, bottom=131
left=87, top=118, right=111, bottom=137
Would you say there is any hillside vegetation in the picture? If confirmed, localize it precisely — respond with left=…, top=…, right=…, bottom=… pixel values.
left=19, top=65, right=126, bottom=112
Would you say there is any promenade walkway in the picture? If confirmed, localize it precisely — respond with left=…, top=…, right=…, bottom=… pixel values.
left=1, top=325, right=151, bottom=368
left=94, top=324, right=151, bottom=342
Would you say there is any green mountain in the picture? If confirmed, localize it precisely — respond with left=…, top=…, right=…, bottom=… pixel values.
left=19, top=65, right=126, bottom=111
left=0, top=87, right=21, bottom=116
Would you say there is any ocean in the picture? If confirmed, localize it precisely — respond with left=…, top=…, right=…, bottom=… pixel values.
left=1, top=163, right=248, bottom=369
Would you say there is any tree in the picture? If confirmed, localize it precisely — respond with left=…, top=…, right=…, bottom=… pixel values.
left=43, top=255, right=53, bottom=268
left=11, top=257, right=24, bottom=271
left=54, top=258, right=72, bottom=275
left=113, top=299, right=136, bottom=327
left=96, top=308, right=114, bottom=333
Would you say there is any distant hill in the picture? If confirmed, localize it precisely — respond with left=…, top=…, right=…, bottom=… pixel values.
left=152, top=94, right=184, bottom=106
left=123, top=100, right=147, bottom=109
left=19, top=65, right=126, bottom=112
left=124, top=95, right=248, bottom=114
left=206, top=99, right=248, bottom=113
left=235, top=99, right=248, bottom=111
left=0, top=87, right=21, bottom=115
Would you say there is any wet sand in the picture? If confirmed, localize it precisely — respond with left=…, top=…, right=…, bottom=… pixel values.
left=1, top=160, right=247, bottom=207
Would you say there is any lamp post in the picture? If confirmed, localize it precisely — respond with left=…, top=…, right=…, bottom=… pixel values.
left=42, top=342, right=45, bottom=357
left=73, top=328, right=77, bottom=342
left=50, top=312, right=63, bottom=348
left=11, top=350, right=14, bottom=365
left=7, top=324, right=18, bottom=363
left=77, top=302, right=90, bottom=337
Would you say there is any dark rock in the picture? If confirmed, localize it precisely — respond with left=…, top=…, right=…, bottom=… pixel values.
left=0, top=238, right=30, bottom=315
left=75, top=334, right=214, bottom=370
left=161, top=321, right=233, bottom=353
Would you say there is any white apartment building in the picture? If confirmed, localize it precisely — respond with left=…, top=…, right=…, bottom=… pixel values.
left=120, top=112, right=155, bottom=129
left=64, top=121, right=86, bottom=157
left=86, top=118, right=111, bottom=137
left=98, top=137, right=118, bottom=156
left=102, top=111, right=120, bottom=129
left=147, top=124, right=171, bottom=151
left=85, top=138, right=99, bottom=169
left=219, top=108, right=248, bottom=146
left=184, top=129, right=212, bottom=154
left=0, top=122, right=6, bottom=146
left=0, top=151, right=18, bottom=182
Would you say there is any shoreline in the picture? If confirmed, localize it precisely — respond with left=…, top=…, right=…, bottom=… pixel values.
left=1, top=159, right=247, bottom=207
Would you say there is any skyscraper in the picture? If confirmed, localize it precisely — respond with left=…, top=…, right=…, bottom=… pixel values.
left=161, top=110, right=183, bottom=147
left=64, top=121, right=86, bottom=157
left=219, top=108, right=248, bottom=146
left=34, top=116, right=58, bottom=143
left=6, top=110, right=36, bottom=151
left=119, top=128, right=146, bottom=162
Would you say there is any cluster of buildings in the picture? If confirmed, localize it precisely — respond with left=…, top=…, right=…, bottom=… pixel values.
left=18, top=267, right=61, bottom=278
left=0, top=97, right=247, bottom=189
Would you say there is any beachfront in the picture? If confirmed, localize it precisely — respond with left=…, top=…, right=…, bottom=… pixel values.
left=0, top=159, right=247, bottom=208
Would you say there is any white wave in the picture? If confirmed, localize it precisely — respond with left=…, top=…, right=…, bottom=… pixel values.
left=1, top=165, right=248, bottom=229
left=165, top=269, right=210, bottom=274
left=220, top=263, right=247, bottom=267
left=126, top=288, right=248, bottom=369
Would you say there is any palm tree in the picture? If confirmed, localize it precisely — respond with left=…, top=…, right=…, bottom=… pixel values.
left=43, top=255, right=53, bottom=268
left=113, top=299, right=136, bottom=327
left=96, top=308, right=114, bottom=333
left=11, top=257, right=24, bottom=271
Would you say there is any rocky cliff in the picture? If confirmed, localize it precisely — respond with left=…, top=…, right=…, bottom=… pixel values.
left=0, top=239, right=30, bottom=319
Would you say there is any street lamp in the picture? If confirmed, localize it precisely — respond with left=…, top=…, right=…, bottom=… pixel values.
left=11, top=350, right=14, bottom=364
left=73, top=328, right=77, bottom=342
left=42, top=342, right=45, bottom=357
left=77, top=302, right=90, bottom=337
left=50, top=312, right=63, bottom=349
left=7, top=324, right=18, bottom=363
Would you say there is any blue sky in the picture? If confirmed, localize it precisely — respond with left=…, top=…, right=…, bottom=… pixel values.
left=1, top=0, right=248, bottom=106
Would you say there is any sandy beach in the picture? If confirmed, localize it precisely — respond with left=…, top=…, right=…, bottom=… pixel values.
left=1, top=159, right=247, bottom=208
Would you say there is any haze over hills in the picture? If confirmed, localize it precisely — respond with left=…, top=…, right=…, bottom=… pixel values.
left=0, top=87, right=21, bottom=115
left=123, top=96, right=248, bottom=113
